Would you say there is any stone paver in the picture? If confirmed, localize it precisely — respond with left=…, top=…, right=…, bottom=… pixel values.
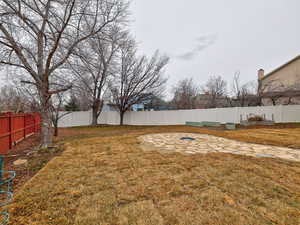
left=139, top=133, right=300, bottom=162
left=13, top=159, right=28, bottom=166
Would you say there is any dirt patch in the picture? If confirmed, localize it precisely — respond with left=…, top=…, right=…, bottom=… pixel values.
left=3, top=134, right=64, bottom=192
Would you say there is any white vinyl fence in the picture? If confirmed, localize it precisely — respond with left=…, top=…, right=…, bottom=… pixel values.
left=58, top=105, right=300, bottom=127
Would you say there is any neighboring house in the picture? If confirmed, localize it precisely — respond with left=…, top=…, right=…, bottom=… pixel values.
left=229, top=94, right=260, bottom=107
left=131, top=94, right=170, bottom=112
left=132, top=103, right=145, bottom=112
left=102, top=100, right=151, bottom=112
left=143, top=95, right=173, bottom=111
left=258, top=55, right=300, bottom=105
left=195, top=93, right=212, bottom=109
left=131, top=99, right=153, bottom=111
left=195, top=93, right=229, bottom=109
left=103, top=94, right=157, bottom=112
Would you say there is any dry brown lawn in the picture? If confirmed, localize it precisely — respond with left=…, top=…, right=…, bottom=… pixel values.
left=8, top=125, right=300, bottom=225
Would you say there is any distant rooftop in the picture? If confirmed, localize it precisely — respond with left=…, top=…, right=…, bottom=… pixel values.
left=262, top=55, right=300, bottom=80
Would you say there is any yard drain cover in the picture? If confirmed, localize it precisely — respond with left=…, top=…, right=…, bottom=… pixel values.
left=180, top=137, right=196, bottom=141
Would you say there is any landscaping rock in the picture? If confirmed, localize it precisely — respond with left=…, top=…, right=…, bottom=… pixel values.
left=13, top=159, right=28, bottom=167
left=26, top=151, right=35, bottom=156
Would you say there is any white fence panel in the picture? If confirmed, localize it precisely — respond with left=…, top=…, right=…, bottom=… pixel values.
left=190, top=109, right=216, bottom=124
left=215, top=108, right=239, bottom=123
left=99, top=112, right=120, bottom=125
left=58, top=105, right=300, bottom=127
left=98, top=112, right=107, bottom=124
left=58, top=111, right=92, bottom=127
left=281, top=105, right=300, bottom=123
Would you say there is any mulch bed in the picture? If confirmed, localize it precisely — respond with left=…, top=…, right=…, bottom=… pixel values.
left=3, top=134, right=63, bottom=191
left=237, top=123, right=300, bottom=130
left=199, top=123, right=300, bottom=131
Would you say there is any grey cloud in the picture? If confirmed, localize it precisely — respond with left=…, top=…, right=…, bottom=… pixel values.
left=177, top=51, right=198, bottom=61
left=176, top=34, right=218, bottom=61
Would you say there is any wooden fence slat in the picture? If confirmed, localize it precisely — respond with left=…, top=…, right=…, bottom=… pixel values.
left=8, top=114, right=12, bottom=150
left=0, top=113, right=41, bottom=154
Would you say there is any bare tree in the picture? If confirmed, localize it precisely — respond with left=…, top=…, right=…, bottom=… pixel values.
left=0, top=85, right=29, bottom=112
left=50, top=92, right=71, bottom=137
left=110, top=38, right=169, bottom=125
left=69, top=89, right=92, bottom=111
left=203, top=75, right=227, bottom=108
left=171, top=78, right=199, bottom=109
left=230, top=72, right=258, bottom=107
left=0, top=0, right=129, bottom=147
left=69, top=26, right=126, bottom=125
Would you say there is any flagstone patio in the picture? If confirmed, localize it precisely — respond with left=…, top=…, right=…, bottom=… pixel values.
left=139, top=133, right=300, bottom=161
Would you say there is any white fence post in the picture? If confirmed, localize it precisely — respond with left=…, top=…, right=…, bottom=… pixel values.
left=280, top=105, right=284, bottom=123
left=236, top=107, right=240, bottom=124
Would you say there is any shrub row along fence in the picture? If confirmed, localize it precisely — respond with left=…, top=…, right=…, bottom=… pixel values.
left=58, top=105, right=300, bottom=127
left=0, top=113, right=41, bottom=154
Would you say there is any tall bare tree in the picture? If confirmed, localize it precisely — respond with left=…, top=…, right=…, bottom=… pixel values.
left=110, top=38, right=169, bottom=125
left=50, top=92, right=71, bottom=137
left=171, top=78, right=199, bottom=109
left=69, top=26, right=126, bottom=125
left=0, top=0, right=129, bottom=147
left=230, top=71, right=258, bottom=107
left=0, top=84, right=29, bottom=112
left=203, top=75, right=227, bottom=108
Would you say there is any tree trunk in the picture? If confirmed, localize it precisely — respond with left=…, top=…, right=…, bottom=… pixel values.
left=120, top=111, right=125, bottom=126
left=53, top=120, right=58, bottom=137
left=40, top=109, right=53, bottom=148
left=40, top=93, right=53, bottom=148
left=91, top=106, right=98, bottom=126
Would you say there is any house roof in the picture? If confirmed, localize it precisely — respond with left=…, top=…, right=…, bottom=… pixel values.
left=262, top=55, right=300, bottom=81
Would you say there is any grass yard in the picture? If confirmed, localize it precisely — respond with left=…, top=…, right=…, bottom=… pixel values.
left=8, top=125, right=300, bottom=225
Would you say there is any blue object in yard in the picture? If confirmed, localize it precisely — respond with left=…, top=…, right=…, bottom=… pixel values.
left=132, top=103, right=145, bottom=111
left=201, top=121, right=221, bottom=127
left=180, top=137, right=196, bottom=141
left=186, top=121, right=221, bottom=127
left=225, top=123, right=236, bottom=130
left=185, top=122, right=204, bottom=127
left=0, top=155, right=16, bottom=225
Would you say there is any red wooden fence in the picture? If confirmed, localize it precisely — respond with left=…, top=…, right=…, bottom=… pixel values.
left=0, top=113, right=41, bottom=154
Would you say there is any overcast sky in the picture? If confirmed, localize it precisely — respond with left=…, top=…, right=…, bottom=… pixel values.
left=130, top=0, right=300, bottom=96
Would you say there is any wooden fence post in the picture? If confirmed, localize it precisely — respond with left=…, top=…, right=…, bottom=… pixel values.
left=33, top=114, right=36, bottom=133
left=8, top=114, right=12, bottom=150
left=24, top=114, right=26, bottom=139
